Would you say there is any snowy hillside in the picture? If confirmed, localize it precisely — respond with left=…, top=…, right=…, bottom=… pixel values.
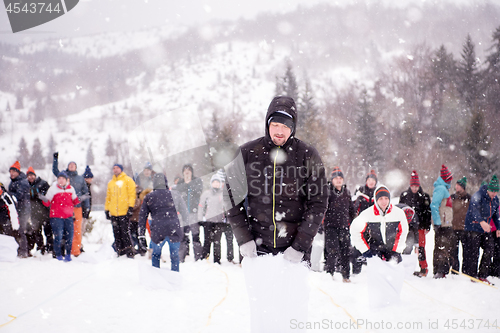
left=1, top=1, right=500, bottom=198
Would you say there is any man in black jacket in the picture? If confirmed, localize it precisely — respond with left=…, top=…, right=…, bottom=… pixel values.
left=224, top=96, right=328, bottom=263
left=323, top=167, right=355, bottom=282
left=399, top=170, right=431, bottom=277
left=8, top=161, right=30, bottom=258
left=26, top=166, right=52, bottom=255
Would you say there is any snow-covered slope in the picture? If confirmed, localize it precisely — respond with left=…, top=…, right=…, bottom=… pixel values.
left=1, top=212, right=499, bottom=333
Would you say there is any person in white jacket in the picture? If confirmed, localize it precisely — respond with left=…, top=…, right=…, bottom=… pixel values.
left=350, top=185, right=409, bottom=264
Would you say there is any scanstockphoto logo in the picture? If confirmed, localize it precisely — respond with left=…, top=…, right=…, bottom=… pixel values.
left=4, top=0, right=79, bottom=33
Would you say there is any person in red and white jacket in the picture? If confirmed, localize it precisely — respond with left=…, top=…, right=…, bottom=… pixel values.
left=350, top=185, right=409, bottom=264
left=43, top=172, right=80, bottom=261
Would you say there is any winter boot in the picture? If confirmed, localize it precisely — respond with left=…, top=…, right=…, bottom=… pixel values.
left=56, top=255, right=63, bottom=261
left=413, top=268, right=428, bottom=278
left=342, top=278, right=351, bottom=283
left=433, top=272, right=446, bottom=279
left=64, top=254, right=72, bottom=262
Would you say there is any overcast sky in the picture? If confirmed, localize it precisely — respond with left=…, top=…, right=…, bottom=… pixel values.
left=0, top=0, right=331, bottom=44
left=0, top=0, right=474, bottom=44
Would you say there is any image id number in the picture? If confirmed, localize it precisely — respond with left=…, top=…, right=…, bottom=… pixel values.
left=6, top=2, right=62, bottom=14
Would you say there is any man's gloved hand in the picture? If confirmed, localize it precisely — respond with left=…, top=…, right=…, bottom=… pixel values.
left=127, top=207, right=133, bottom=219
left=283, top=246, right=304, bottom=263
left=240, top=240, right=257, bottom=258
left=386, top=251, right=402, bottom=264
left=317, top=224, right=324, bottom=235
left=357, top=249, right=373, bottom=263
left=362, top=249, right=374, bottom=258
left=105, top=211, right=111, bottom=220
left=53, top=152, right=58, bottom=159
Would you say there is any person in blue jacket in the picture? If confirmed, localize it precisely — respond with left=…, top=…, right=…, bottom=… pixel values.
left=139, top=173, right=189, bottom=271
left=430, top=164, right=454, bottom=279
left=463, top=175, right=500, bottom=284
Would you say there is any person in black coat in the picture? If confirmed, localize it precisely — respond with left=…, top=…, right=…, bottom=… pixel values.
left=399, top=170, right=432, bottom=277
left=323, top=167, right=355, bottom=282
left=224, top=96, right=328, bottom=264
left=26, top=167, right=52, bottom=255
left=176, top=164, right=204, bottom=262
left=139, top=173, right=189, bottom=271
left=350, top=169, right=377, bottom=274
left=8, top=161, right=30, bottom=258
left=0, top=184, right=18, bottom=237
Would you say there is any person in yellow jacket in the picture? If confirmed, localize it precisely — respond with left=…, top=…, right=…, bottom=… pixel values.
left=105, top=164, right=136, bottom=258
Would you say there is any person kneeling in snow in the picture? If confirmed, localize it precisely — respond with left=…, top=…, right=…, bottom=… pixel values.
left=350, top=185, right=409, bottom=264
left=43, top=172, right=80, bottom=262
left=139, top=173, right=189, bottom=271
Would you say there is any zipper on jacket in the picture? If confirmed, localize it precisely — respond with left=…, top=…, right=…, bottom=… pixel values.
left=272, top=147, right=280, bottom=248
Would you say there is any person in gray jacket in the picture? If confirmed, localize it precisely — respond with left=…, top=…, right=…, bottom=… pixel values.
left=199, top=173, right=234, bottom=264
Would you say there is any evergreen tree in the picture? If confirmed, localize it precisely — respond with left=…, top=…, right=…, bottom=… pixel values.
left=457, top=34, right=480, bottom=110
left=354, top=91, right=381, bottom=168
left=105, top=136, right=116, bottom=159
left=31, top=138, right=45, bottom=169
left=33, top=98, right=44, bottom=123
left=0, top=113, right=4, bottom=136
left=463, top=109, right=498, bottom=184
left=46, top=134, right=56, bottom=164
left=17, top=137, right=30, bottom=168
left=429, top=45, right=456, bottom=124
left=275, top=60, right=299, bottom=104
left=297, top=78, right=327, bottom=155
left=483, top=25, right=500, bottom=114
left=15, top=91, right=23, bottom=109
left=86, top=143, right=95, bottom=165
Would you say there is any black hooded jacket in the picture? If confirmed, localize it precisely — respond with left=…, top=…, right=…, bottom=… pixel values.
left=225, top=96, right=328, bottom=253
left=399, top=186, right=432, bottom=230
left=28, top=177, right=50, bottom=226
left=139, top=174, right=189, bottom=244
left=324, top=184, right=355, bottom=229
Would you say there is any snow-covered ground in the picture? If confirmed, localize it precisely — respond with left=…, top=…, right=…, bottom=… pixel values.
left=1, top=211, right=500, bottom=333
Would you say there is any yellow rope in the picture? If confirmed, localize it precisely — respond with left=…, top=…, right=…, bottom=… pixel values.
left=201, top=263, right=230, bottom=330
left=315, top=286, right=359, bottom=329
left=0, top=315, right=16, bottom=328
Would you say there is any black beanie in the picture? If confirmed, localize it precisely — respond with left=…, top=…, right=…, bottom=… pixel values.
left=375, top=186, right=390, bottom=201
left=267, top=96, right=296, bottom=132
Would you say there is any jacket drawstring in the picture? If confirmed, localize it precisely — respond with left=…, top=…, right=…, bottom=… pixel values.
left=272, top=147, right=280, bottom=248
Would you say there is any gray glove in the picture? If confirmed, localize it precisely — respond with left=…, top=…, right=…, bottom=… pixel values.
left=283, top=246, right=304, bottom=263
left=240, top=240, right=257, bottom=258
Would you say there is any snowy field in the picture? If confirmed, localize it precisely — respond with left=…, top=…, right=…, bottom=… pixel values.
left=1, top=211, right=500, bottom=333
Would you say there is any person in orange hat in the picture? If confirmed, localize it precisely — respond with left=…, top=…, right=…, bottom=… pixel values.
left=26, top=167, right=52, bottom=255
left=8, top=161, right=30, bottom=258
